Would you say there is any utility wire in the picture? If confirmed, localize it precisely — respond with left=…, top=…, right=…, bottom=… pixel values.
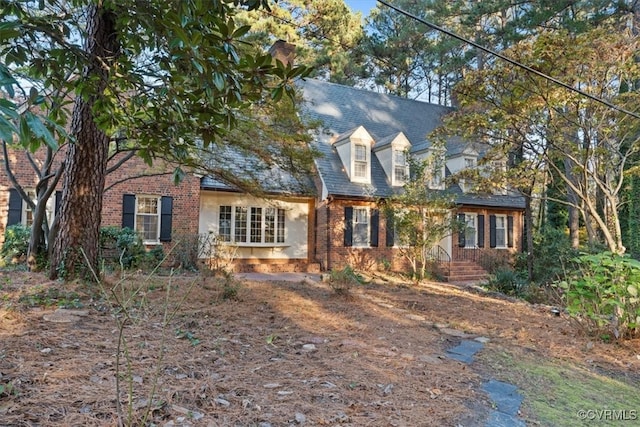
left=377, top=0, right=640, bottom=120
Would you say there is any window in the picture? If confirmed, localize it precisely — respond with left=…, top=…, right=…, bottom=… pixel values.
left=494, top=215, right=506, bottom=248
left=234, top=206, right=247, bottom=243
left=250, top=207, right=262, bottom=243
left=219, top=205, right=286, bottom=245
left=353, top=207, right=369, bottom=247
left=464, top=213, right=477, bottom=248
left=264, top=207, right=284, bottom=243
left=218, top=206, right=232, bottom=242
left=393, top=150, right=408, bottom=184
left=354, top=144, right=368, bottom=178
left=464, top=157, right=476, bottom=169
left=135, top=196, right=160, bottom=243
left=122, top=194, right=173, bottom=243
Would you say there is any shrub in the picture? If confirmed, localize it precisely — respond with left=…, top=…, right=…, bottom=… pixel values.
left=100, top=226, right=145, bottom=269
left=329, top=266, right=364, bottom=294
left=517, top=226, right=579, bottom=285
left=171, top=232, right=201, bottom=271
left=556, top=252, right=640, bottom=340
left=478, top=250, right=512, bottom=274
left=1, top=224, right=30, bottom=263
left=486, top=268, right=528, bottom=297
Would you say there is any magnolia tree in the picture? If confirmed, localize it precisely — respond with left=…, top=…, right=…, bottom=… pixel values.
left=1, top=0, right=312, bottom=280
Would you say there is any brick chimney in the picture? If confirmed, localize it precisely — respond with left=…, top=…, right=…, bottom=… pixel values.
left=268, top=40, right=296, bottom=67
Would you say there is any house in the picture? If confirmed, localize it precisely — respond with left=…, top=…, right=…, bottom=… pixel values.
left=300, top=78, right=526, bottom=280
left=0, top=146, right=318, bottom=273
left=0, top=77, right=525, bottom=279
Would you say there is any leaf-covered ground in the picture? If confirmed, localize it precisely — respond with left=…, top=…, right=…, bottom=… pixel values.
left=0, top=270, right=638, bottom=426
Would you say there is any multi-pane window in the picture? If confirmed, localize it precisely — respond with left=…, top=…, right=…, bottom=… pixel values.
left=218, top=206, right=232, bottom=242
left=464, top=157, right=476, bottom=169
left=393, top=150, right=408, bottom=184
left=234, top=206, right=248, bottom=243
left=220, top=205, right=285, bottom=244
left=353, top=207, right=369, bottom=247
left=136, top=196, right=160, bottom=242
left=464, top=213, right=477, bottom=248
left=354, top=144, right=367, bottom=178
left=495, top=215, right=506, bottom=248
left=250, top=207, right=262, bottom=243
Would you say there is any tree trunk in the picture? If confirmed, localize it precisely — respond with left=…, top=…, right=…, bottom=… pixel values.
left=49, top=5, right=118, bottom=280
left=564, top=157, right=580, bottom=249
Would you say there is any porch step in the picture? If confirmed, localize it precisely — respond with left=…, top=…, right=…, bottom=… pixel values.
left=442, top=261, right=489, bottom=283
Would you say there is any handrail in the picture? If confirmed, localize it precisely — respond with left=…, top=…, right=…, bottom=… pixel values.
left=427, top=245, right=451, bottom=263
left=452, top=245, right=481, bottom=262
left=427, top=245, right=451, bottom=280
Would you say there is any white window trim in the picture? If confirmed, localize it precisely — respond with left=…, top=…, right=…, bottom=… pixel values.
left=494, top=214, right=508, bottom=249
left=218, top=205, right=287, bottom=247
left=352, top=206, right=370, bottom=247
left=392, top=149, right=409, bottom=186
left=21, top=189, right=55, bottom=228
left=464, top=212, right=478, bottom=248
left=135, top=195, right=161, bottom=244
left=352, top=143, right=370, bottom=183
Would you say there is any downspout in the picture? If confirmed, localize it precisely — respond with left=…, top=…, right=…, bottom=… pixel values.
left=326, top=201, right=331, bottom=271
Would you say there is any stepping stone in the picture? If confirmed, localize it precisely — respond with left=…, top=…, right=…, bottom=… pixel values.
left=482, top=379, right=525, bottom=426
left=482, top=379, right=523, bottom=416
left=446, top=339, right=485, bottom=363
left=485, top=410, right=526, bottom=427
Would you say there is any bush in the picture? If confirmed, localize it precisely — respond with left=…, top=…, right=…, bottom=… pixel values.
left=100, top=226, right=145, bottom=269
left=486, top=268, right=528, bottom=297
left=556, top=252, right=640, bottom=340
left=1, top=224, right=30, bottom=263
left=329, top=266, right=364, bottom=294
left=518, top=226, right=578, bottom=285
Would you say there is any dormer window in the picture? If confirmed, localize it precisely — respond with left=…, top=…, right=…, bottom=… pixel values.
left=464, top=157, right=476, bottom=169
left=393, top=150, right=408, bottom=185
left=354, top=143, right=368, bottom=179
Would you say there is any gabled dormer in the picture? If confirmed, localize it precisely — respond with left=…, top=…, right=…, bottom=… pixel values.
left=447, top=144, right=479, bottom=193
left=373, top=132, right=411, bottom=187
left=332, top=126, right=374, bottom=184
left=412, top=143, right=447, bottom=190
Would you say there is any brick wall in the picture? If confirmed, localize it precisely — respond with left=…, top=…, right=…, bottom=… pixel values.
left=0, top=147, right=201, bottom=249
left=315, top=198, right=524, bottom=275
left=317, top=199, right=410, bottom=274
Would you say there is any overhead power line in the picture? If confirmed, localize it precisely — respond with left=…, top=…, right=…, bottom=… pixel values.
left=377, top=0, right=640, bottom=120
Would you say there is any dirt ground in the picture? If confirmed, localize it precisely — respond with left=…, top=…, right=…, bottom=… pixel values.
left=0, top=270, right=639, bottom=427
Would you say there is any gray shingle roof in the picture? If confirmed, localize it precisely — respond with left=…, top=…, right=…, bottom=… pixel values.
left=199, top=145, right=315, bottom=196
left=299, top=79, right=451, bottom=145
left=300, top=78, right=525, bottom=210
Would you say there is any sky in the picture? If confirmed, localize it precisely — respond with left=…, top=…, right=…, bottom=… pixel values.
left=344, top=0, right=378, bottom=17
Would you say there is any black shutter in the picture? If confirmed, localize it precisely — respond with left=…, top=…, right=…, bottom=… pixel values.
left=457, top=213, right=465, bottom=247
left=7, top=188, right=22, bottom=226
left=344, top=207, right=353, bottom=247
left=489, top=215, right=497, bottom=248
left=122, top=194, right=135, bottom=229
left=370, top=209, right=379, bottom=247
left=507, top=215, right=514, bottom=248
left=477, top=214, right=485, bottom=248
left=385, top=211, right=395, bottom=247
left=159, top=196, right=173, bottom=242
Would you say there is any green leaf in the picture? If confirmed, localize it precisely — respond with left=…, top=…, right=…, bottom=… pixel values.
left=212, top=72, right=225, bottom=91
left=24, top=111, right=58, bottom=150
left=0, top=115, right=17, bottom=142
